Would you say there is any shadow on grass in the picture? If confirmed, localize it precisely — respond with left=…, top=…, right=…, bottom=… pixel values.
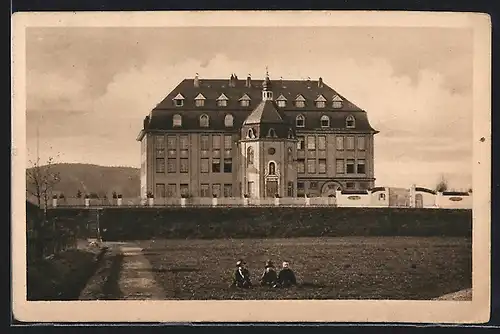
left=102, top=253, right=124, bottom=299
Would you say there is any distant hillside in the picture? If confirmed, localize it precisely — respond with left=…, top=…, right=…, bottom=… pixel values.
left=26, top=163, right=140, bottom=198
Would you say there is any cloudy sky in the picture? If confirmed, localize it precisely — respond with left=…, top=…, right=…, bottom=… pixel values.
left=25, top=26, right=473, bottom=189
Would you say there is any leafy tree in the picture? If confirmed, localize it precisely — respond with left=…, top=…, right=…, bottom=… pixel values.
left=76, top=189, right=82, bottom=198
left=435, top=176, right=448, bottom=192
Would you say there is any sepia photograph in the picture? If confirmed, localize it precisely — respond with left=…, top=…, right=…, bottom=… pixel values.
left=12, top=11, right=491, bottom=323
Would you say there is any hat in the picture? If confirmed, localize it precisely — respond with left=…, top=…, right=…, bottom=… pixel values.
left=236, top=260, right=245, bottom=267
left=265, top=260, right=274, bottom=268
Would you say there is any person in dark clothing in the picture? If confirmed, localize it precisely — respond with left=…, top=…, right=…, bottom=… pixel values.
left=231, top=259, right=252, bottom=288
left=260, top=260, right=278, bottom=287
left=277, top=261, right=297, bottom=288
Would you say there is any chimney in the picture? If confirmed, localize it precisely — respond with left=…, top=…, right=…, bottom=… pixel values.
left=229, top=74, right=235, bottom=87
left=194, top=73, right=200, bottom=87
left=246, top=74, right=251, bottom=88
left=143, top=116, right=150, bottom=129
left=318, top=77, right=323, bottom=88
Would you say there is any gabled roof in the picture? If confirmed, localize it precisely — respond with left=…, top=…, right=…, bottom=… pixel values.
left=216, top=93, right=229, bottom=101
left=295, top=94, right=306, bottom=101
left=332, top=94, right=343, bottom=102
left=276, top=94, right=287, bottom=101
left=194, top=93, right=206, bottom=100
left=173, top=93, right=185, bottom=100
left=315, top=95, right=327, bottom=102
left=243, top=100, right=284, bottom=125
left=239, top=93, right=251, bottom=101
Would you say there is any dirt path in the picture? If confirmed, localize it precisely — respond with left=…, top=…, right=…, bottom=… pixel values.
left=117, top=244, right=165, bottom=300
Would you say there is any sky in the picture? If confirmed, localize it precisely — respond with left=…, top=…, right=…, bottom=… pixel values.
left=25, top=26, right=473, bottom=189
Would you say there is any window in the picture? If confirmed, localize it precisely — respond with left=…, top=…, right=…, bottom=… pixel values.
left=320, top=115, right=330, bottom=127
left=297, top=136, right=305, bottom=150
left=295, top=96, right=305, bottom=108
left=357, top=159, right=366, bottom=174
left=200, top=135, right=209, bottom=151
left=241, top=100, right=250, bottom=107
left=217, top=100, right=227, bottom=107
left=174, top=99, right=184, bottom=107
left=319, top=159, right=327, bottom=174
left=212, top=158, right=221, bottom=173
left=212, top=184, right=221, bottom=197
left=346, top=182, right=355, bottom=189
left=346, top=115, right=355, bottom=128
left=180, top=184, right=189, bottom=196
left=200, top=184, right=210, bottom=197
left=224, top=114, right=234, bottom=127
left=224, top=184, right=232, bottom=197
left=297, top=159, right=305, bottom=174
left=267, top=128, right=277, bottom=137
left=346, top=136, right=355, bottom=150
left=287, top=147, right=293, bottom=163
left=357, top=136, right=365, bottom=150
left=224, top=158, right=232, bottom=173
left=247, top=147, right=254, bottom=166
left=166, top=184, right=176, bottom=197
left=277, top=100, right=286, bottom=107
left=180, top=158, right=189, bottom=173
left=336, top=136, right=344, bottom=150
left=309, top=181, right=318, bottom=190
left=155, top=135, right=165, bottom=148
left=318, top=136, right=326, bottom=150
left=307, top=159, right=316, bottom=173
left=247, top=181, right=254, bottom=197
left=297, top=182, right=305, bottom=196
left=224, top=135, right=232, bottom=150
left=212, top=135, right=221, bottom=151
left=156, top=158, right=165, bottom=173
left=336, top=159, right=344, bottom=174
left=287, top=182, right=294, bottom=197
left=200, top=114, right=209, bottom=127
left=156, top=183, right=165, bottom=198
left=332, top=101, right=342, bottom=109
left=379, top=193, right=386, bottom=201
left=346, top=159, right=355, bottom=174
left=173, top=114, right=182, bottom=127
left=316, top=101, right=325, bottom=108
left=200, top=158, right=209, bottom=173
left=247, top=128, right=256, bottom=139
left=296, top=115, right=305, bottom=127
left=180, top=135, right=189, bottom=150
left=167, top=135, right=177, bottom=150
left=269, top=162, right=276, bottom=175
left=307, top=136, right=316, bottom=150
left=195, top=99, right=205, bottom=107
left=167, top=158, right=176, bottom=173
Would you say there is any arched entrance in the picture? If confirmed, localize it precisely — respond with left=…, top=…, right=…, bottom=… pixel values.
left=321, top=181, right=343, bottom=197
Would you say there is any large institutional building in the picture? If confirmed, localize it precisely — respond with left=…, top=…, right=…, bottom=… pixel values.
left=137, top=72, right=379, bottom=199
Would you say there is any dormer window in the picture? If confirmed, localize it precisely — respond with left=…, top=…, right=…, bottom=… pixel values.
left=315, top=95, right=327, bottom=108
left=173, top=93, right=185, bottom=107
left=276, top=94, right=287, bottom=108
left=173, top=114, right=182, bottom=127
left=332, top=94, right=343, bottom=109
left=267, top=128, right=277, bottom=138
left=296, top=114, right=305, bottom=128
left=200, top=114, right=210, bottom=127
left=320, top=115, right=330, bottom=128
left=239, top=94, right=251, bottom=107
left=217, top=93, right=229, bottom=107
left=295, top=95, right=306, bottom=108
left=247, top=128, right=256, bottom=139
left=224, top=114, right=234, bottom=127
left=194, top=93, right=206, bottom=107
left=346, top=115, right=355, bottom=128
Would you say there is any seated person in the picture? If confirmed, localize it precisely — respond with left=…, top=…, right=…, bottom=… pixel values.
left=260, top=260, right=278, bottom=287
left=277, top=261, right=297, bottom=288
left=231, top=259, right=252, bottom=288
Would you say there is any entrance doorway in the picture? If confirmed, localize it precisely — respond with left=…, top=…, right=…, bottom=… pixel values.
left=266, top=180, right=278, bottom=198
left=415, top=194, right=423, bottom=208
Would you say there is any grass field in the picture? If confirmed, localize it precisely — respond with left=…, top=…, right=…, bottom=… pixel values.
left=139, top=236, right=472, bottom=300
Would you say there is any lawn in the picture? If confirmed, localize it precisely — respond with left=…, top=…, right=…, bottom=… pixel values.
left=139, top=236, right=472, bottom=300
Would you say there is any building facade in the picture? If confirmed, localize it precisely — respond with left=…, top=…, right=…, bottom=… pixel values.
left=136, top=72, right=379, bottom=199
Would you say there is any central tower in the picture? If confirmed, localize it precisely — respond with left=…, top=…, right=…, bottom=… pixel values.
left=239, top=70, right=298, bottom=199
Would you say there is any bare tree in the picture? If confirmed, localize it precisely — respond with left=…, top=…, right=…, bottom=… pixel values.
left=26, top=156, right=61, bottom=212
left=435, top=175, right=448, bottom=192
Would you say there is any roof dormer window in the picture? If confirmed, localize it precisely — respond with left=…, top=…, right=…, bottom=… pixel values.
left=200, top=114, right=210, bottom=128
left=173, top=93, right=185, bottom=107
left=296, top=114, right=305, bottom=128
left=320, top=115, right=330, bottom=128
left=194, top=93, right=206, bottom=107
left=332, top=94, right=343, bottom=109
left=267, top=128, right=277, bottom=138
left=346, top=115, right=355, bottom=128
left=315, top=95, right=326, bottom=108
left=276, top=94, right=287, bottom=108
left=295, top=95, right=305, bottom=108
left=217, top=93, right=229, bottom=107
left=239, top=94, right=251, bottom=107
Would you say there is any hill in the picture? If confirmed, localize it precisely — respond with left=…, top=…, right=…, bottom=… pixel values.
left=26, top=163, right=140, bottom=198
